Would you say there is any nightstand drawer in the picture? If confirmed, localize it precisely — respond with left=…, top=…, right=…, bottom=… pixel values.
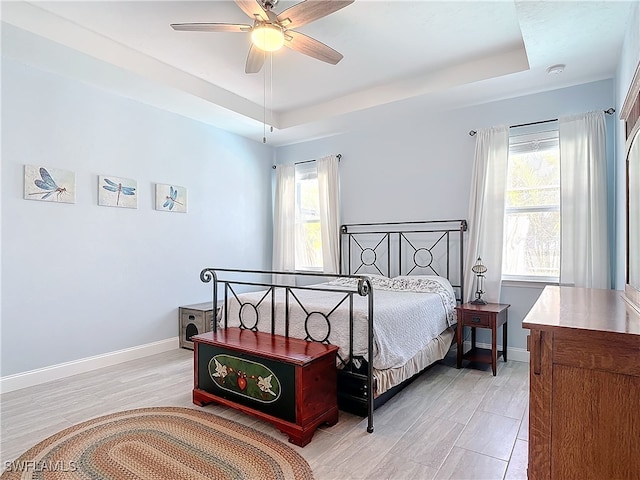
left=462, top=311, right=490, bottom=327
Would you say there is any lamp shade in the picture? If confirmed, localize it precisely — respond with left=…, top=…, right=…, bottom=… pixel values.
left=251, top=24, right=284, bottom=52
left=472, top=258, right=487, bottom=275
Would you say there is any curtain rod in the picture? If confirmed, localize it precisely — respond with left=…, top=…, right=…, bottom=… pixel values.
left=272, top=154, right=341, bottom=169
left=468, top=108, right=616, bottom=137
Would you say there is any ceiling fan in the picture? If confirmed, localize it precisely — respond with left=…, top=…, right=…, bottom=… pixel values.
left=171, top=0, right=354, bottom=74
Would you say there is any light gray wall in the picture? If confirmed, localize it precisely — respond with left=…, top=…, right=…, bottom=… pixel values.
left=1, top=57, right=274, bottom=376
left=276, top=79, right=616, bottom=352
left=615, top=2, right=640, bottom=290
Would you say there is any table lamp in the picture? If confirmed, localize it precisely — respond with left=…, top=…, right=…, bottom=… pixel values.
left=471, top=257, right=487, bottom=305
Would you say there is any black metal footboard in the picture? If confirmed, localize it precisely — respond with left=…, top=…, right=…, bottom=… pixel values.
left=200, top=268, right=377, bottom=433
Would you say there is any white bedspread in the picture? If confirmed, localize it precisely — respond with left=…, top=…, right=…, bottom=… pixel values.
left=219, top=275, right=457, bottom=371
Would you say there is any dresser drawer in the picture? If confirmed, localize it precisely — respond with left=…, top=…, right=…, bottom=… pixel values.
left=461, top=311, right=490, bottom=327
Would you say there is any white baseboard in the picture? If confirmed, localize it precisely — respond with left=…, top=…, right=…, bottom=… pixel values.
left=0, top=337, right=179, bottom=394
left=463, top=340, right=530, bottom=363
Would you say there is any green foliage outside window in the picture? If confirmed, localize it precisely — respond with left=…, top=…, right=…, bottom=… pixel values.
left=295, top=172, right=324, bottom=270
left=503, top=142, right=560, bottom=279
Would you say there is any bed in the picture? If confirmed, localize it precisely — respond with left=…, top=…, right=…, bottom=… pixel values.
left=200, top=219, right=467, bottom=434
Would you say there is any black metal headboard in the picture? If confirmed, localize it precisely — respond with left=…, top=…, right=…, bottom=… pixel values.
left=339, top=219, right=467, bottom=302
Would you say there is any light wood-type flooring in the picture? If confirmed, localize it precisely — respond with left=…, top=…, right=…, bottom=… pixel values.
left=1, top=348, right=529, bottom=479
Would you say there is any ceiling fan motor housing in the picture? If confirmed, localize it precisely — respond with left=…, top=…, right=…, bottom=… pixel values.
left=261, top=0, right=278, bottom=10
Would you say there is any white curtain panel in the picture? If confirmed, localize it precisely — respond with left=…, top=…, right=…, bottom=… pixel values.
left=559, top=111, right=610, bottom=288
left=317, top=155, right=341, bottom=274
left=464, top=126, right=509, bottom=303
left=272, top=164, right=296, bottom=283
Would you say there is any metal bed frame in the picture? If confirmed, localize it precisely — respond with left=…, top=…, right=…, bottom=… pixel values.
left=200, top=219, right=467, bottom=434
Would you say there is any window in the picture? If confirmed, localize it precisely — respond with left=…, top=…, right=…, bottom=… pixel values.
left=273, top=156, right=340, bottom=274
left=294, top=163, right=323, bottom=270
left=502, top=127, right=560, bottom=282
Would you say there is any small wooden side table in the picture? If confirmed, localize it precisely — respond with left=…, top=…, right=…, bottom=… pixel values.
left=456, top=302, right=510, bottom=376
left=179, top=302, right=216, bottom=350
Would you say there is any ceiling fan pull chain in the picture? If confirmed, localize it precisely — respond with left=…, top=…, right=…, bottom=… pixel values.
left=270, top=52, right=274, bottom=134
left=263, top=50, right=267, bottom=143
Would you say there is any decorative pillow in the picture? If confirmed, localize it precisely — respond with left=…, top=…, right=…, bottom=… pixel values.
left=364, top=273, right=389, bottom=281
left=392, top=275, right=455, bottom=297
left=393, top=274, right=440, bottom=280
left=325, top=273, right=388, bottom=288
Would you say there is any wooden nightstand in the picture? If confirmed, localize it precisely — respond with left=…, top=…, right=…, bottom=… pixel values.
left=456, top=302, right=510, bottom=376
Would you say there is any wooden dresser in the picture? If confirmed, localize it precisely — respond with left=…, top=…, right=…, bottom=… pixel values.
left=523, top=286, right=640, bottom=479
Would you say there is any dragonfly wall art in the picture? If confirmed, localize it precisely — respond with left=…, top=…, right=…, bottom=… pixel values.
left=24, top=165, right=76, bottom=203
left=98, top=175, right=138, bottom=209
left=155, top=183, right=187, bottom=213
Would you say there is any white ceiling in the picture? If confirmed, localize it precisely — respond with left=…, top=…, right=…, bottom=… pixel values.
left=1, top=0, right=635, bottom=145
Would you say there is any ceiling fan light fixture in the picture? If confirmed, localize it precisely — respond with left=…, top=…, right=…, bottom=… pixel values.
left=251, top=23, right=284, bottom=52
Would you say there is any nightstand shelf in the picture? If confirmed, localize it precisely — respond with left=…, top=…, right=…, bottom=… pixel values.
left=455, top=302, right=510, bottom=376
left=462, top=346, right=499, bottom=364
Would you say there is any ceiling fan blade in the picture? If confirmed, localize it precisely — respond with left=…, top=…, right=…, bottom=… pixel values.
left=284, top=30, right=343, bottom=65
left=235, top=0, right=269, bottom=21
left=277, top=0, right=354, bottom=29
left=245, top=44, right=265, bottom=73
left=171, top=23, right=251, bottom=33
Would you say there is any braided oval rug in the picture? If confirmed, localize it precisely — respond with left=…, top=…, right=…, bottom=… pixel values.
left=1, top=407, right=314, bottom=480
